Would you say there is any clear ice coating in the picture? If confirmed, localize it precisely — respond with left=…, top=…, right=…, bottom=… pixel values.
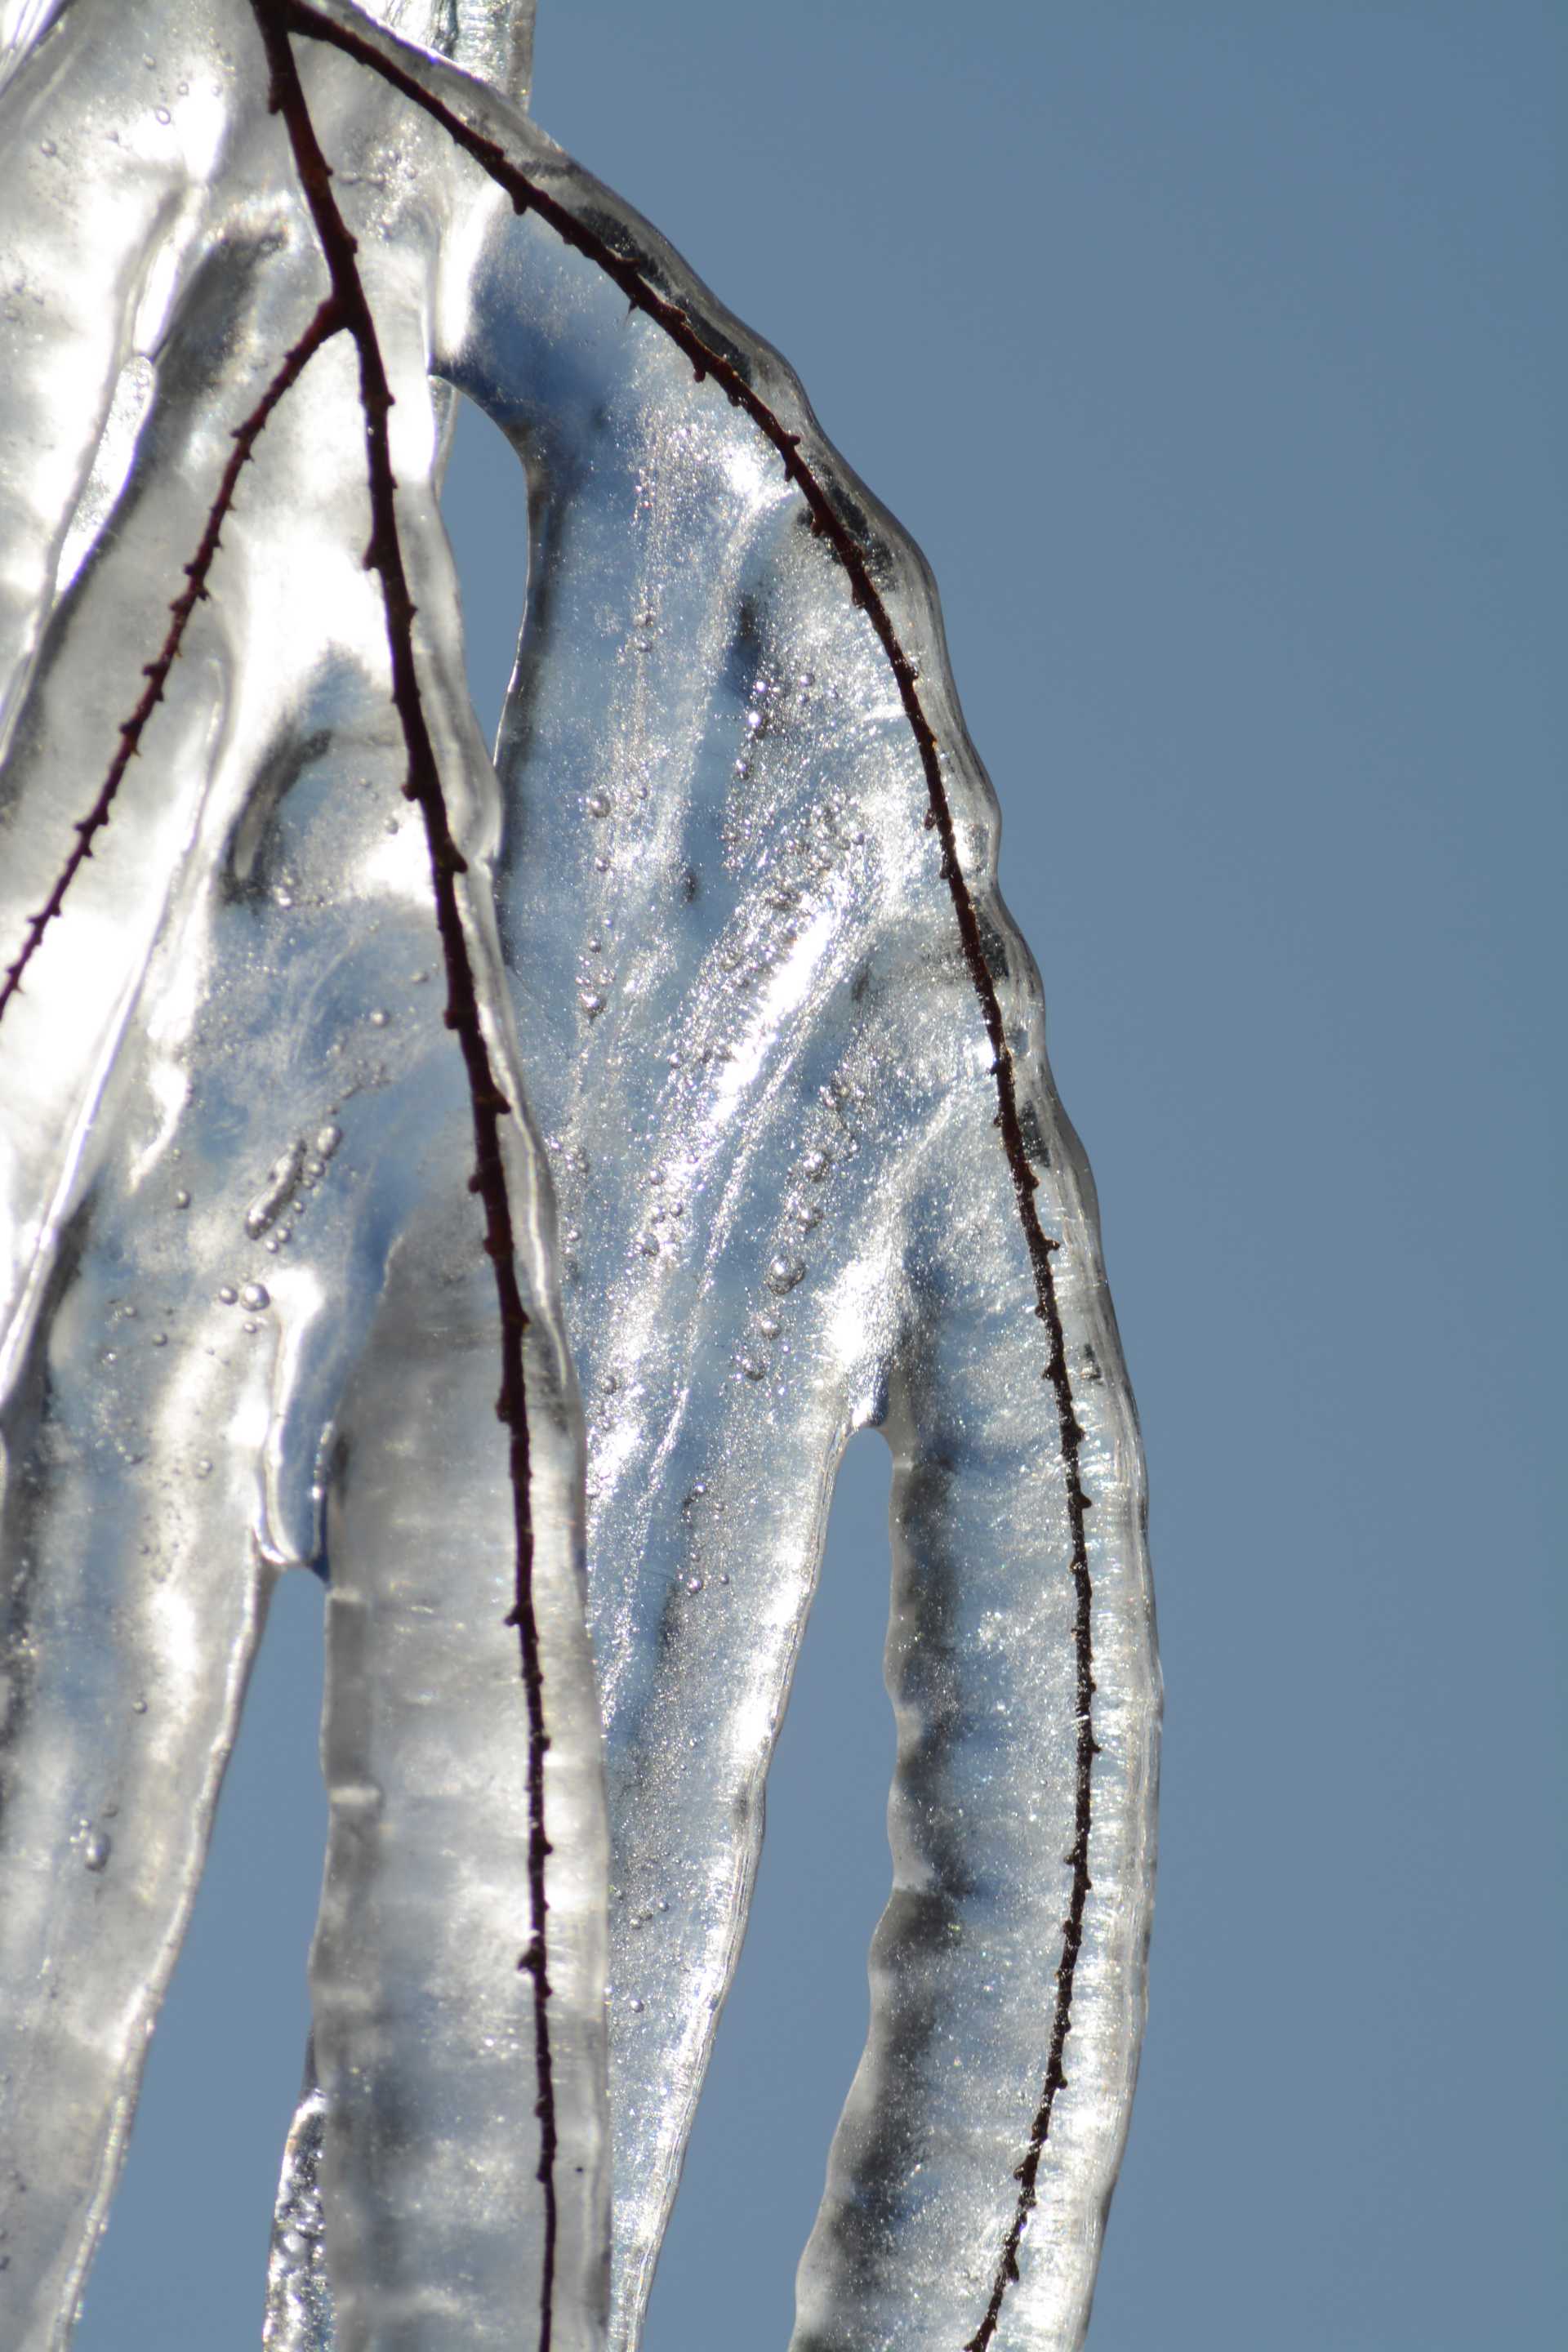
left=0, top=5, right=1159, bottom=2350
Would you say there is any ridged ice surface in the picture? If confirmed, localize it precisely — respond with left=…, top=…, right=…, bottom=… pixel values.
left=0, top=5, right=1158, bottom=2350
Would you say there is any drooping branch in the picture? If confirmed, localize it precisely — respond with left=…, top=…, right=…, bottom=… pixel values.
left=0, top=294, right=343, bottom=1026
left=279, top=7, right=1098, bottom=2336
left=246, top=9, right=559, bottom=2347
left=2, top=4, right=1102, bottom=2328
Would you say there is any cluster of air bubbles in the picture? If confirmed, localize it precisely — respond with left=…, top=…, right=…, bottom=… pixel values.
left=746, top=1147, right=837, bottom=1356
left=212, top=1277, right=271, bottom=1334
left=238, top=1123, right=340, bottom=1258
left=246, top=1143, right=304, bottom=1239
left=733, top=666, right=791, bottom=781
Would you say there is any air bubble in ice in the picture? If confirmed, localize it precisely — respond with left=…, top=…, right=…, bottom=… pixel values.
left=238, top=1283, right=270, bottom=1312
left=82, top=1830, right=111, bottom=1872
left=766, top=1256, right=804, bottom=1294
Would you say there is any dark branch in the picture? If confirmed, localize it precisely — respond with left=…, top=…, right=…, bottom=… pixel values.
left=0, top=295, right=343, bottom=1026
left=246, top=8, right=559, bottom=2345
left=278, top=6, right=1098, bottom=2333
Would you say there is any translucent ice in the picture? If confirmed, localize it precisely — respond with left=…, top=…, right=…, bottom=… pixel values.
left=0, top=5, right=1158, bottom=2347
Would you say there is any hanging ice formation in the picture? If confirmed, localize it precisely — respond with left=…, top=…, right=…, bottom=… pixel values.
left=0, top=4, right=1160, bottom=2347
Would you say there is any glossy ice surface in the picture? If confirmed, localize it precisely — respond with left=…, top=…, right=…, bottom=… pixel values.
left=0, top=4, right=1158, bottom=2348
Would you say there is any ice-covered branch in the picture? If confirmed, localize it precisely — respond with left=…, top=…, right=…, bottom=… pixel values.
left=0, top=6, right=1156, bottom=2347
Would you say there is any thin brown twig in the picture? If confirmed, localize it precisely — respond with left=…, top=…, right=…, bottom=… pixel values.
left=246, top=9, right=559, bottom=2344
left=0, top=294, right=343, bottom=1026
left=278, top=7, right=1098, bottom=2337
